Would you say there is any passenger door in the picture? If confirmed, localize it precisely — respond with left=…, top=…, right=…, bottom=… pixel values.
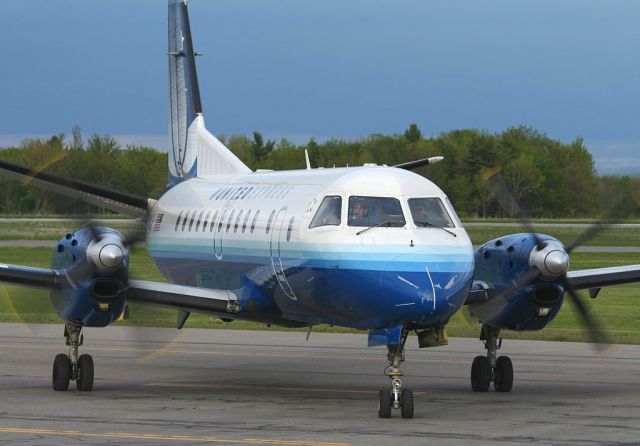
left=270, top=207, right=297, bottom=301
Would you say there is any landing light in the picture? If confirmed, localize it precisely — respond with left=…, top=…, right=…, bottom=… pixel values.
left=537, top=307, right=551, bottom=317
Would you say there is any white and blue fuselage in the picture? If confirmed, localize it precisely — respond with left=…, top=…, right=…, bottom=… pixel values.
left=147, top=166, right=474, bottom=330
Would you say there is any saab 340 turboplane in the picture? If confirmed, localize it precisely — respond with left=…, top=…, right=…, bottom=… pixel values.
left=2, top=0, right=640, bottom=419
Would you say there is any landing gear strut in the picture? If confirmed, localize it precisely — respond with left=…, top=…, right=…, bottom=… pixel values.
left=378, top=328, right=414, bottom=419
left=471, top=324, right=513, bottom=392
left=52, top=323, right=94, bottom=391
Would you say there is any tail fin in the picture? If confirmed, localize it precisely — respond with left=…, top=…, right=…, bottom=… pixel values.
left=168, top=0, right=250, bottom=188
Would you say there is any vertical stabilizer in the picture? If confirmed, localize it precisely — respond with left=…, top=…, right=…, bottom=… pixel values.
left=168, top=0, right=250, bottom=188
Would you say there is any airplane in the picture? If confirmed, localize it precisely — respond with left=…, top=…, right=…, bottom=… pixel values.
left=2, top=0, right=640, bottom=419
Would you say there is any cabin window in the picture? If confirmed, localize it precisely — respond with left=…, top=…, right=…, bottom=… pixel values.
left=234, top=210, right=243, bottom=233
left=242, top=210, right=251, bottom=233
left=287, top=217, right=295, bottom=241
left=181, top=210, right=191, bottom=231
left=209, top=210, right=219, bottom=232
left=201, top=210, right=211, bottom=231
left=231, top=188, right=243, bottom=200
left=408, top=198, right=455, bottom=229
left=221, top=188, right=232, bottom=200
left=188, top=211, right=197, bottom=231
left=226, top=210, right=235, bottom=232
left=174, top=210, right=184, bottom=231
left=266, top=210, right=276, bottom=234
left=251, top=210, right=260, bottom=233
left=348, top=196, right=405, bottom=228
left=241, top=187, right=253, bottom=199
left=218, top=210, right=227, bottom=232
left=194, top=210, right=204, bottom=232
left=310, top=196, right=342, bottom=228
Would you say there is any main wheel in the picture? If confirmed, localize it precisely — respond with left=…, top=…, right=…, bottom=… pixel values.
left=52, top=354, right=71, bottom=391
left=400, top=388, right=414, bottom=419
left=494, top=355, right=513, bottom=392
left=378, top=389, right=392, bottom=418
left=76, top=354, right=94, bottom=391
left=471, top=356, right=491, bottom=392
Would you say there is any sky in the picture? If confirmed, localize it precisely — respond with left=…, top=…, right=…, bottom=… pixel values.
left=1, top=0, right=639, bottom=174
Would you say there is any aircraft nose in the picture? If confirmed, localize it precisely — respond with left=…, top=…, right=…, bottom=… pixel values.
left=381, top=257, right=436, bottom=314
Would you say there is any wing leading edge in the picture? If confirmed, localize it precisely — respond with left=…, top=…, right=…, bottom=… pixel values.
left=0, top=263, right=240, bottom=322
left=566, top=264, right=640, bottom=290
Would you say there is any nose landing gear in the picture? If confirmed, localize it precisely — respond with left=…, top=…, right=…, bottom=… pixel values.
left=471, top=324, right=513, bottom=392
left=378, top=328, right=414, bottom=418
left=52, top=323, right=94, bottom=392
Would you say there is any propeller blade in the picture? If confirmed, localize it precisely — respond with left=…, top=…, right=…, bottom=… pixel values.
left=495, top=267, right=542, bottom=302
left=484, top=172, right=546, bottom=250
left=560, top=276, right=611, bottom=351
left=564, top=221, right=611, bottom=254
left=123, top=227, right=147, bottom=248
left=86, top=220, right=104, bottom=241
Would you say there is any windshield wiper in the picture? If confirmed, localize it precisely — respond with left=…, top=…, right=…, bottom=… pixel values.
left=356, top=220, right=400, bottom=236
left=417, top=221, right=457, bottom=237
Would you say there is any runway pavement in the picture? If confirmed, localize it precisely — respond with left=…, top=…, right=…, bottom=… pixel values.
left=1, top=324, right=639, bottom=445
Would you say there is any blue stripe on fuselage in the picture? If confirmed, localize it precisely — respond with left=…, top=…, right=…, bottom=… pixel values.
left=149, top=238, right=473, bottom=329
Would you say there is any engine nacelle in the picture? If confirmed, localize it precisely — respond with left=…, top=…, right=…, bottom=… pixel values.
left=50, top=226, right=129, bottom=327
left=470, top=233, right=567, bottom=331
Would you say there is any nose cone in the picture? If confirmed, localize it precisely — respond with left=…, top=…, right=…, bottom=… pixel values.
left=99, top=244, right=124, bottom=270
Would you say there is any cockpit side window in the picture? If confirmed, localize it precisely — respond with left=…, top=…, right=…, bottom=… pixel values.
left=409, top=197, right=455, bottom=228
left=348, top=196, right=405, bottom=228
left=309, top=196, right=342, bottom=228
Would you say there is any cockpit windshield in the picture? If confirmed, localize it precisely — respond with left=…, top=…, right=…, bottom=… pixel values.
left=310, top=196, right=342, bottom=228
left=409, top=198, right=455, bottom=228
left=348, top=196, right=405, bottom=228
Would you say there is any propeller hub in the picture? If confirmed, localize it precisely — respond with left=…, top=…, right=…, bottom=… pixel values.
left=544, top=250, right=569, bottom=275
left=99, top=244, right=124, bottom=270
left=529, top=240, right=569, bottom=278
left=86, top=234, right=128, bottom=274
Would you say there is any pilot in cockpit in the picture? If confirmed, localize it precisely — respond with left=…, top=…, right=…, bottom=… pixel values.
left=350, top=200, right=370, bottom=226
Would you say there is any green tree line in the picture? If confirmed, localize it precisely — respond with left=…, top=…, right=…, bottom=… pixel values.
left=1, top=125, right=639, bottom=218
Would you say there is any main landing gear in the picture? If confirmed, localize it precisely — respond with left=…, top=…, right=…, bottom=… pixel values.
left=471, top=324, right=513, bottom=393
left=52, top=323, right=94, bottom=392
left=378, top=328, right=414, bottom=419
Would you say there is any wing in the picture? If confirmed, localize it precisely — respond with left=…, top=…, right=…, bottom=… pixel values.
left=0, top=263, right=240, bottom=323
left=0, top=263, right=64, bottom=290
left=126, top=280, right=239, bottom=317
left=464, top=264, right=640, bottom=305
left=566, top=264, right=640, bottom=290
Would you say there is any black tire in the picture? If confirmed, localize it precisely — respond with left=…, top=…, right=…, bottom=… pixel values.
left=52, top=354, right=71, bottom=391
left=471, top=356, right=491, bottom=392
left=76, top=354, right=94, bottom=391
left=400, top=388, right=414, bottom=419
left=494, top=356, right=513, bottom=392
left=378, top=389, right=392, bottom=418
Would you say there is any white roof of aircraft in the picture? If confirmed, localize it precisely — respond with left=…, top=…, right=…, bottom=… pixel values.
left=242, top=166, right=445, bottom=197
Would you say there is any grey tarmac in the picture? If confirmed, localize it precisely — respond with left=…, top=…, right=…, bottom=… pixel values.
left=0, top=323, right=639, bottom=446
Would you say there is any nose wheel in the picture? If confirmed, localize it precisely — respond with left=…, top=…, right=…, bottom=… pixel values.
left=471, top=325, right=513, bottom=392
left=52, top=324, right=94, bottom=391
left=378, top=328, right=414, bottom=418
